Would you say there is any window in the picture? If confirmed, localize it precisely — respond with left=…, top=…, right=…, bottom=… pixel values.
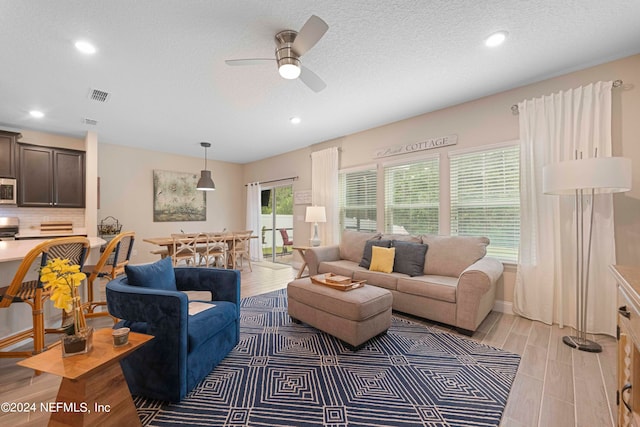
left=383, top=157, right=439, bottom=235
left=449, top=143, right=520, bottom=262
left=339, top=167, right=377, bottom=232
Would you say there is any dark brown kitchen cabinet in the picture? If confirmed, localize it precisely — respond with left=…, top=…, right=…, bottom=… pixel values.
left=18, top=143, right=85, bottom=208
left=0, top=130, right=21, bottom=178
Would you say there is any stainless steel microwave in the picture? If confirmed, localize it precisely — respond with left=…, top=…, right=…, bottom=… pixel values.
left=0, top=178, right=17, bottom=204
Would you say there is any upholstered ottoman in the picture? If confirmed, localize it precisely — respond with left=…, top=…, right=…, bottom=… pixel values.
left=287, top=277, right=393, bottom=350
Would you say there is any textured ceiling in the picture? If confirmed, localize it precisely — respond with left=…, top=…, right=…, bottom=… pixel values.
left=1, top=0, right=639, bottom=164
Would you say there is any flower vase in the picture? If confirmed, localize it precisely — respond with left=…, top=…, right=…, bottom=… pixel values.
left=61, top=326, right=94, bottom=357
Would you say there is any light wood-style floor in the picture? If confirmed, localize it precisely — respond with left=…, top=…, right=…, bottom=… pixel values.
left=0, top=262, right=616, bottom=426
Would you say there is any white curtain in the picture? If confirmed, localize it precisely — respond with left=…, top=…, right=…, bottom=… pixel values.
left=311, top=147, right=339, bottom=245
left=246, top=182, right=263, bottom=262
left=514, top=81, right=617, bottom=336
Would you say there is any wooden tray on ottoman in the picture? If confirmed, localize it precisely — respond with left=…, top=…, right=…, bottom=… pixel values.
left=310, top=273, right=365, bottom=291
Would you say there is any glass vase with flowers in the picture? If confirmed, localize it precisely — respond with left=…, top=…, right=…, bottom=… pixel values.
left=40, top=258, right=93, bottom=356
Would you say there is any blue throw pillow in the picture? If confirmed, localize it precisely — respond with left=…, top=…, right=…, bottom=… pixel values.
left=392, top=240, right=428, bottom=277
left=359, top=240, right=392, bottom=269
left=125, top=257, right=177, bottom=291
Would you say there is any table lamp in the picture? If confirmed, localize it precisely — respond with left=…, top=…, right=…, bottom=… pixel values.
left=543, top=155, right=631, bottom=352
left=305, top=206, right=326, bottom=247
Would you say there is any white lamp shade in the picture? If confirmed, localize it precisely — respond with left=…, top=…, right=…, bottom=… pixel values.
left=305, top=206, right=326, bottom=223
left=543, top=156, right=632, bottom=195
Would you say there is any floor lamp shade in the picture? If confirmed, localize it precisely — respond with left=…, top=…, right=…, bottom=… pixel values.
left=306, top=206, right=326, bottom=247
left=542, top=155, right=631, bottom=353
left=543, top=157, right=632, bottom=195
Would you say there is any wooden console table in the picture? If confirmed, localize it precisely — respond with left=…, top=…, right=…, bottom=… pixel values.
left=17, top=328, right=153, bottom=427
left=611, top=265, right=640, bottom=427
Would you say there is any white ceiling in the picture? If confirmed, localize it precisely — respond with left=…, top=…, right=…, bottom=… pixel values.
left=1, top=1, right=639, bottom=164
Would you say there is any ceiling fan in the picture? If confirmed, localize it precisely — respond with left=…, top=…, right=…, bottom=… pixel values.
left=225, top=15, right=329, bottom=92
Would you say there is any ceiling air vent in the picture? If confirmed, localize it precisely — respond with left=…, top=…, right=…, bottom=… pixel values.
left=88, top=88, right=110, bottom=103
left=83, top=117, right=98, bottom=126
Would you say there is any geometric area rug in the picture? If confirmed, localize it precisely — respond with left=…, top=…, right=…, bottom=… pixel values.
left=135, top=289, right=520, bottom=426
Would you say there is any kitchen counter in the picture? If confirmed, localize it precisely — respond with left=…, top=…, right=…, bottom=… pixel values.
left=15, top=227, right=89, bottom=239
left=0, top=236, right=104, bottom=263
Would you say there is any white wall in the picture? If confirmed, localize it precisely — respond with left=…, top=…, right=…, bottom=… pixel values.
left=97, top=143, right=245, bottom=264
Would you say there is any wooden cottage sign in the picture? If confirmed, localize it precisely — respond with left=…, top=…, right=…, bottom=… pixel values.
left=374, top=134, right=457, bottom=159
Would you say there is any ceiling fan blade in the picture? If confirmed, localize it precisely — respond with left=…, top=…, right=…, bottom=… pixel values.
left=291, top=15, right=328, bottom=56
left=299, top=65, right=327, bottom=92
left=225, top=58, right=274, bottom=66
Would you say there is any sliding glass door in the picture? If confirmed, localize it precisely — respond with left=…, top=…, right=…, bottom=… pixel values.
left=261, top=185, right=293, bottom=264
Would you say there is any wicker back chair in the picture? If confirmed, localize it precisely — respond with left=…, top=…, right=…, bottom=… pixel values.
left=82, top=231, right=135, bottom=320
left=0, top=236, right=91, bottom=358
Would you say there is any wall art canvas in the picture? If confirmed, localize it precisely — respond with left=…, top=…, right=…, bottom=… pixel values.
left=153, top=170, right=206, bottom=222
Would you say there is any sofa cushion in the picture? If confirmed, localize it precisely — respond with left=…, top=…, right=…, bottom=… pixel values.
left=353, top=269, right=402, bottom=291
left=359, top=240, right=392, bottom=269
left=318, top=260, right=358, bottom=278
left=396, top=275, right=458, bottom=303
left=339, top=230, right=381, bottom=263
left=392, top=241, right=428, bottom=277
left=381, top=233, right=422, bottom=243
left=187, top=301, right=237, bottom=351
left=370, top=246, right=395, bottom=273
left=421, top=235, right=489, bottom=277
left=125, top=257, right=177, bottom=291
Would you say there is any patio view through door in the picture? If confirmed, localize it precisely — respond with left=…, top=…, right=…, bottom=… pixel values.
left=261, top=185, right=293, bottom=264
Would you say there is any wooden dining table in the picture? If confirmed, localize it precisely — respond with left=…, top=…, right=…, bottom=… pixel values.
left=144, top=234, right=257, bottom=266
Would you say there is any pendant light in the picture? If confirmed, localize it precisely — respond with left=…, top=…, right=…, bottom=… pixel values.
left=196, top=142, right=215, bottom=191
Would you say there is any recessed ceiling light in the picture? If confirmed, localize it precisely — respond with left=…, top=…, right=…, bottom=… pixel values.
left=290, top=116, right=301, bottom=124
left=75, top=40, right=97, bottom=55
left=29, top=110, right=44, bottom=118
left=485, top=31, right=508, bottom=47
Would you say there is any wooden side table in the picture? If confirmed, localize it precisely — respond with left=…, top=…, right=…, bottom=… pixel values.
left=17, top=328, right=153, bottom=427
left=292, top=246, right=312, bottom=279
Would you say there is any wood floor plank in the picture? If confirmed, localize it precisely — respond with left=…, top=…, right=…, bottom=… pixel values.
left=548, top=324, right=574, bottom=364
left=503, top=372, right=543, bottom=427
left=529, top=321, right=551, bottom=349
left=574, top=375, right=615, bottom=427
left=544, top=359, right=574, bottom=402
left=519, top=344, right=548, bottom=378
left=539, top=395, right=575, bottom=426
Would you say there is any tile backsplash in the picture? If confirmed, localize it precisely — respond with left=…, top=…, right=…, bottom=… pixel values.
left=0, top=206, right=85, bottom=232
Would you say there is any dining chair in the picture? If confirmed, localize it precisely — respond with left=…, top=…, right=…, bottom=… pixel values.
left=279, top=228, right=294, bottom=254
left=171, top=233, right=201, bottom=266
left=199, top=232, right=228, bottom=268
left=0, top=236, right=91, bottom=358
left=82, top=231, right=135, bottom=321
left=231, top=230, right=253, bottom=271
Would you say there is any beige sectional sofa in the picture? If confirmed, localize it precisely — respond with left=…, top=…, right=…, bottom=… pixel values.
left=304, top=230, right=504, bottom=334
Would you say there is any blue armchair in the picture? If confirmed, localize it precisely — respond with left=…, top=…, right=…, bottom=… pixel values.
left=106, top=266, right=240, bottom=402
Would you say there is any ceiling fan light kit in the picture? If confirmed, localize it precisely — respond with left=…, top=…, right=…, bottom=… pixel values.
left=225, top=15, right=328, bottom=92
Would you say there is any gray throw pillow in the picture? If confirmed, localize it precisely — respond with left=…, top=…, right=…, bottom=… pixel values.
left=392, top=240, right=428, bottom=277
left=359, top=240, right=392, bottom=269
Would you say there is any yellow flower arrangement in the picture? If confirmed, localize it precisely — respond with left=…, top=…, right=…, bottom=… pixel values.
left=40, top=258, right=87, bottom=333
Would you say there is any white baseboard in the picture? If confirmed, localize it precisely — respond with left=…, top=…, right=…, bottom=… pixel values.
left=493, top=300, right=513, bottom=315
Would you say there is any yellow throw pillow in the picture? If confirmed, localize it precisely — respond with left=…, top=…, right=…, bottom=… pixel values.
left=369, top=246, right=395, bottom=273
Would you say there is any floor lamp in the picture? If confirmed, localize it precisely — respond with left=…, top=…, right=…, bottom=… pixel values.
left=543, top=155, right=632, bottom=353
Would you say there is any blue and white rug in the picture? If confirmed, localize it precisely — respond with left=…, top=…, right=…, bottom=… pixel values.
left=135, top=289, right=520, bottom=426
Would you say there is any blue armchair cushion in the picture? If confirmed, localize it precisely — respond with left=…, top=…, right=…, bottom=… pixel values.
left=125, top=257, right=177, bottom=291
left=187, top=301, right=237, bottom=350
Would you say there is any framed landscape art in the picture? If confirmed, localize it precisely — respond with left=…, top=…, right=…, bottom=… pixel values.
left=153, top=170, right=206, bottom=222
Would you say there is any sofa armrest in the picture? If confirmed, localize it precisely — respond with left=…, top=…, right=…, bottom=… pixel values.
left=174, top=267, right=240, bottom=305
left=455, top=257, right=504, bottom=332
left=305, top=245, right=341, bottom=275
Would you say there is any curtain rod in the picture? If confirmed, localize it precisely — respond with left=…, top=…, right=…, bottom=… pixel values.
left=510, top=79, right=623, bottom=115
left=245, top=176, right=298, bottom=187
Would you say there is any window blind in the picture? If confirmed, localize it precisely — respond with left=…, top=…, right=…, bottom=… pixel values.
left=383, top=157, right=439, bottom=235
left=449, top=144, right=520, bottom=262
left=339, top=167, right=377, bottom=232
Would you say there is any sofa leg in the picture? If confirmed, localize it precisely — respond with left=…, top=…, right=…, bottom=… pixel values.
left=456, top=327, right=474, bottom=337
left=290, top=316, right=301, bottom=324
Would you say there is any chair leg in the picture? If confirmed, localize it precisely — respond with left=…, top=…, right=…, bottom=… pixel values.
left=33, top=290, right=45, bottom=355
